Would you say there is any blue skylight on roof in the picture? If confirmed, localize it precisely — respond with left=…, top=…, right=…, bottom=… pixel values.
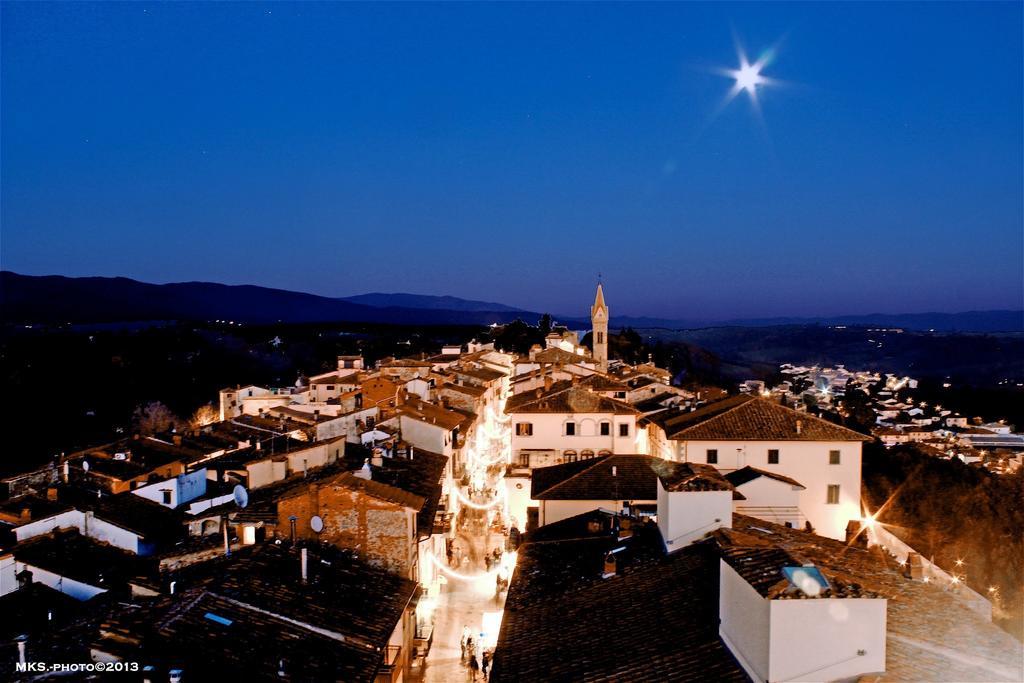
left=204, top=612, right=233, bottom=627
left=782, top=566, right=830, bottom=597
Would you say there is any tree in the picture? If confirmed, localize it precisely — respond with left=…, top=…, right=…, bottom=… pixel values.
left=189, top=403, right=219, bottom=429
left=538, top=313, right=552, bottom=338
left=132, top=401, right=181, bottom=436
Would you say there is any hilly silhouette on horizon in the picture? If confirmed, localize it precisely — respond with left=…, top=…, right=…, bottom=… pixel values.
left=1, top=272, right=1020, bottom=332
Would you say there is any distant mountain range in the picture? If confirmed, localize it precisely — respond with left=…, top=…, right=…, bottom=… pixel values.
left=1, top=272, right=1020, bottom=332
left=340, top=292, right=521, bottom=313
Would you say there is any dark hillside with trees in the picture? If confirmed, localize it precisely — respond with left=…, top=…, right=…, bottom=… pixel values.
left=862, top=442, right=1024, bottom=639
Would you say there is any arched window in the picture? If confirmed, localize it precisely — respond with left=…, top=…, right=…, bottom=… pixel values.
left=563, top=450, right=578, bottom=463
left=598, top=449, right=612, bottom=456
left=581, top=449, right=595, bottom=459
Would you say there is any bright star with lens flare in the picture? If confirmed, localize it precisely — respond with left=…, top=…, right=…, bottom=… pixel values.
left=711, top=36, right=782, bottom=118
left=733, top=61, right=764, bottom=93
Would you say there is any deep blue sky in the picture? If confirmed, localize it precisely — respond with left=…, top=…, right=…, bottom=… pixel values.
left=2, top=2, right=1021, bottom=319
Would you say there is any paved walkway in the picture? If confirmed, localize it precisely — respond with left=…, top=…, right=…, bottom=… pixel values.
left=415, top=502, right=508, bottom=682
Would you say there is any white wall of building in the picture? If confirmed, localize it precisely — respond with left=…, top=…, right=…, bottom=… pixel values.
left=0, top=554, right=17, bottom=597
left=14, top=510, right=141, bottom=554
left=732, top=476, right=802, bottom=510
left=720, top=561, right=887, bottom=683
left=504, top=475, right=533, bottom=531
left=14, top=510, right=86, bottom=543
left=15, top=562, right=107, bottom=601
left=540, top=499, right=640, bottom=526
left=131, top=469, right=208, bottom=508
left=719, top=561, right=771, bottom=681
left=82, top=516, right=142, bottom=554
left=397, top=416, right=454, bottom=457
left=674, top=440, right=861, bottom=540
left=510, top=412, right=642, bottom=465
left=656, top=485, right=732, bottom=551
left=768, top=598, right=887, bottom=681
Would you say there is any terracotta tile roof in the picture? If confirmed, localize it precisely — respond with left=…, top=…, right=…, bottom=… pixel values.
left=578, top=374, right=629, bottom=392
left=516, top=347, right=593, bottom=366
left=96, top=543, right=416, bottom=683
left=396, top=398, right=471, bottom=431
left=342, top=445, right=449, bottom=540
left=724, top=466, right=806, bottom=490
left=450, top=365, right=505, bottom=382
left=506, top=384, right=638, bottom=416
left=381, top=358, right=433, bottom=368
left=13, top=528, right=153, bottom=588
left=438, top=381, right=485, bottom=397
left=491, top=511, right=747, bottom=682
left=532, top=455, right=736, bottom=501
left=332, top=472, right=426, bottom=511
left=309, top=374, right=341, bottom=385
left=664, top=396, right=870, bottom=442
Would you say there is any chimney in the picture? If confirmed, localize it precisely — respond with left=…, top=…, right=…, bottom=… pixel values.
left=371, top=448, right=384, bottom=467
left=173, top=434, right=182, bottom=446
left=795, top=420, right=803, bottom=435
left=543, top=372, right=553, bottom=392
left=16, top=635, right=27, bottom=668
left=19, top=507, right=31, bottom=523
left=62, top=460, right=69, bottom=484
left=602, top=552, right=617, bottom=579
left=905, top=553, right=925, bottom=581
left=46, top=487, right=58, bottom=502
left=300, top=547, right=308, bottom=583
left=355, top=460, right=372, bottom=480
left=845, top=520, right=867, bottom=548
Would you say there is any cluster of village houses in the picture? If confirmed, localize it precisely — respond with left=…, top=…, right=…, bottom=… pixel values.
left=0, top=285, right=1020, bottom=682
left=740, top=364, right=1024, bottom=475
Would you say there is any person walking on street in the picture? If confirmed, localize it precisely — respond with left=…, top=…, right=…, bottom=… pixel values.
left=461, top=626, right=470, bottom=661
left=469, top=654, right=480, bottom=681
left=482, top=651, right=491, bottom=679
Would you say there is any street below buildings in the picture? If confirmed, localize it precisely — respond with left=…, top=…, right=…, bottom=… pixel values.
left=414, top=386, right=514, bottom=682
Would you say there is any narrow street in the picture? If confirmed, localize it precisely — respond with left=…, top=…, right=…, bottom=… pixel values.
left=414, top=387, right=514, bottom=682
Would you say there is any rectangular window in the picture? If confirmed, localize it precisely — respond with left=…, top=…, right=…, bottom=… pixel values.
left=518, top=452, right=530, bottom=467
left=768, top=449, right=780, bottom=464
left=515, top=423, right=533, bottom=436
left=827, top=484, right=840, bottom=505
left=618, top=423, right=629, bottom=437
left=565, top=422, right=576, bottom=436
left=707, top=449, right=718, bottom=464
left=326, top=385, right=335, bottom=391
left=600, top=422, right=610, bottom=436
left=829, top=450, right=841, bottom=465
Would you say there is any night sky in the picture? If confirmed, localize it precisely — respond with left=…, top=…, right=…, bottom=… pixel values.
left=2, top=2, right=1021, bottom=319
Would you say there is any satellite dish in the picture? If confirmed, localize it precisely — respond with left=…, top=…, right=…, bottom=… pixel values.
left=82, top=460, right=90, bottom=472
left=233, top=485, right=249, bottom=509
left=310, top=515, right=324, bottom=533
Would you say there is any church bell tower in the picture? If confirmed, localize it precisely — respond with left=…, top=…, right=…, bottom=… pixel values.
left=591, top=281, right=609, bottom=373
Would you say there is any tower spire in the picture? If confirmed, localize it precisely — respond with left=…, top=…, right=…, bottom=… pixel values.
left=590, top=280, right=609, bottom=373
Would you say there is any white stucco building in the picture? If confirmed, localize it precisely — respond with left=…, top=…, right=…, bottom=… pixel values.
left=656, top=396, right=870, bottom=540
